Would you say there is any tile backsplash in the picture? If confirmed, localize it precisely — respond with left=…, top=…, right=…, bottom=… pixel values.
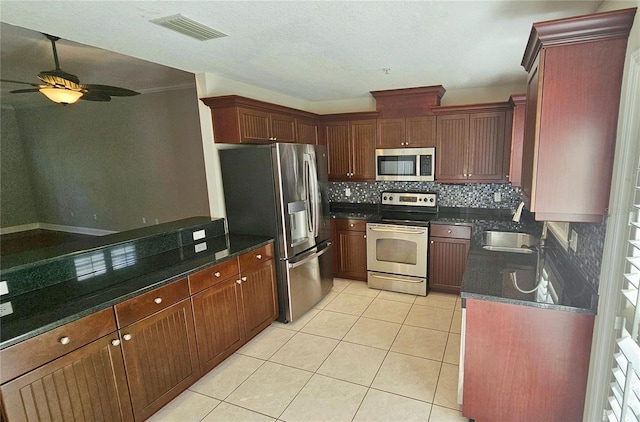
left=327, top=181, right=523, bottom=210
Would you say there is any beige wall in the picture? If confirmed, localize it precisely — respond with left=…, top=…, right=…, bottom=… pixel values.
left=1, top=107, right=38, bottom=228
left=4, top=87, right=210, bottom=233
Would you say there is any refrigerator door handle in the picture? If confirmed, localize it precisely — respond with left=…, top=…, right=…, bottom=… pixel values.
left=287, top=241, right=332, bottom=269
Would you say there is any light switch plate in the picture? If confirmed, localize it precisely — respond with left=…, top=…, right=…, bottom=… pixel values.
left=345, top=188, right=351, bottom=197
left=494, top=192, right=501, bottom=202
left=192, top=229, right=206, bottom=241
left=570, top=230, right=578, bottom=252
left=194, top=242, right=207, bottom=253
left=0, top=302, right=13, bottom=317
left=0, top=281, right=8, bottom=296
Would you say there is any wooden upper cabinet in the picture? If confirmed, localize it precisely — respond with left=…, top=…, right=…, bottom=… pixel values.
left=508, top=94, right=527, bottom=188
left=201, top=95, right=318, bottom=144
left=325, top=121, right=351, bottom=180
left=435, top=103, right=511, bottom=183
left=520, top=8, right=635, bottom=223
left=324, top=114, right=377, bottom=181
left=377, top=116, right=436, bottom=148
left=296, top=117, right=319, bottom=145
left=436, top=114, right=469, bottom=181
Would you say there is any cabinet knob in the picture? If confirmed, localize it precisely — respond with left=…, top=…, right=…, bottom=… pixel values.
left=350, top=223, right=354, bottom=227
left=242, top=276, right=247, bottom=282
left=59, top=336, right=71, bottom=345
left=463, top=173, right=467, bottom=177
left=468, top=174, right=472, bottom=177
left=430, top=240, right=434, bottom=244
left=364, top=235, right=366, bottom=239
left=123, top=334, right=132, bottom=341
left=154, top=297, right=162, bottom=304
left=448, top=230, right=452, bottom=234
left=111, top=339, right=121, bottom=347
left=256, top=254, right=262, bottom=260
left=214, top=271, right=221, bottom=277
left=236, top=279, right=242, bottom=285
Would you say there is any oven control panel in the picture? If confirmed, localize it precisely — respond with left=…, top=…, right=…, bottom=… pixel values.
left=380, top=191, right=437, bottom=207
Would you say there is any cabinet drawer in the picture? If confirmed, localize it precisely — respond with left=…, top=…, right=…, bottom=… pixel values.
left=189, top=258, right=239, bottom=294
left=0, top=307, right=116, bottom=384
left=334, top=219, right=367, bottom=232
left=431, top=224, right=471, bottom=239
left=239, top=243, right=275, bottom=272
left=115, top=278, right=190, bottom=327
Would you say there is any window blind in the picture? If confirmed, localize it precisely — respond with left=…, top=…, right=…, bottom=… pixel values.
left=608, top=162, right=640, bottom=422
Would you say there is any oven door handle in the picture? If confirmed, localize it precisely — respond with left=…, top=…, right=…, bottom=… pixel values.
left=369, top=274, right=424, bottom=283
left=368, top=227, right=426, bottom=235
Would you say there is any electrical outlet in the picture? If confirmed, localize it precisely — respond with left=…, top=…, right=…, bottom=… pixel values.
left=142, top=217, right=146, bottom=224
left=0, top=281, right=8, bottom=296
left=494, top=192, right=501, bottom=202
left=570, top=230, right=578, bottom=252
left=93, top=214, right=97, bottom=220
left=345, top=188, right=351, bottom=197
left=0, top=302, right=13, bottom=317
left=155, top=218, right=159, bottom=225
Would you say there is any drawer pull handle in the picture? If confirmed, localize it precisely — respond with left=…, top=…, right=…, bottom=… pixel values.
left=59, top=336, right=71, bottom=345
left=111, top=339, right=121, bottom=347
left=123, top=334, right=132, bottom=341
left=214, top=271, right=221, bottom=277
left=154, top=297, right=162, bottom=304
left=256, top=254, right=262, bottom=260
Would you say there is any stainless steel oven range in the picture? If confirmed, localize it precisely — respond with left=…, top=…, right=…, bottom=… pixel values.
left=366, top=191, right=438, bottom=296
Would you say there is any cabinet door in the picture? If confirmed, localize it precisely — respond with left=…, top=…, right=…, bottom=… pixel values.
left=240, top=259, right=278, bottom=340
left=325, top=121, right=351, bottom=181
left=436, top=114, right=469, bottom=181
left=335, top=229, right=368, bottom=281
left=406, top=116, right=436, bottom=147
left=296, top=118, right=319, bottom=145
left=120, top=299, right=199, bottom=421
left=429, top=237, right=470, bottom=294
left=1, top=334, right=133, bottom=422
left=270, top=112, right=296, bottom=143
left=468, top=111, right=508, bottom=182
left=349, top=119, right=376, bottom=181
left=238, top=107, right=271, bottom=143
left=522, top=58, right=541, bottom=206
left=192, top=278, right=245, bottom=374
left=377, top=118, right=405, bottom=148
left=508, top=95, right=527, bottom=187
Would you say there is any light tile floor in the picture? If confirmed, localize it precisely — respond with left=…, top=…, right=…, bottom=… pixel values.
left=149, top=278, right=467, bottom=422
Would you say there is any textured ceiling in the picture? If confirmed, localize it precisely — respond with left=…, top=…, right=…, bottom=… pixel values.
left=0, top=1, right=606, bottom=108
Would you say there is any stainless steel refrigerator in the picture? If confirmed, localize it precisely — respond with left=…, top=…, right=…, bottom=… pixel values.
left=219, top=143, right=333, bottom=323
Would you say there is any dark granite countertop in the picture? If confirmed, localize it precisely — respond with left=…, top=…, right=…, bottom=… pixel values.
left=461, top=241, right=598, bottom=314
left=0, top=232, right=274, bottom=350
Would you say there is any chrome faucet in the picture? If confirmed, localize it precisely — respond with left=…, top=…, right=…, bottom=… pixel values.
left=512, top=201, right=525, bottom=222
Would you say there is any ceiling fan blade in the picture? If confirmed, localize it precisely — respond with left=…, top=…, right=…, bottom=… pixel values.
left=1, top=79, right=42, bottom=87
left=9, top=88, right=42, bottom=94
left=79, top=91, right=111, bottom=102
left=81, top=84, right=140, bottom=97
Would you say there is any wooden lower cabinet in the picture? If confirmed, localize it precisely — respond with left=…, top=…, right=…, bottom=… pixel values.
left=429, top=224, right=471, bottom=293
left=119, top=299, right=199, bottom=421
left=332, top=219, right=367, bottom=281
left=462, top=298, right=594, bottom=422
left=192, top=277, right=245, bottom=374
left=240, top=259, right=278, bottom=340
left=0, top=244, right=277, bottom=422
left=1, top=333, right=133, bottom=422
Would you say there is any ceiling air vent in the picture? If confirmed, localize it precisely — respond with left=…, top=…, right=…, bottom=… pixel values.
left=150, top=14, right=227, bottom=41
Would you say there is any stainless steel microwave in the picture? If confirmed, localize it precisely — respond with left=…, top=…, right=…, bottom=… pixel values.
left=375, top=147, right=435, bottom=182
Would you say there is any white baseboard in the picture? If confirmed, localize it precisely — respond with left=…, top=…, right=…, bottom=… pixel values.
left=1, top=223, right=116, bottom=236
left=0, top=223, right=40, bottom=235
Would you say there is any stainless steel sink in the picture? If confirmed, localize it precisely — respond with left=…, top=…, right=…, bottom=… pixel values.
left=482, top=231, right=539, bottom=254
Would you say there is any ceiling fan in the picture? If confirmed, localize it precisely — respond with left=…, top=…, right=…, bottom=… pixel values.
left=1, top=33, right=140, bottom=104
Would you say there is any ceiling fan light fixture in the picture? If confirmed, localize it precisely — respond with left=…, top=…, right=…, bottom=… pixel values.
left=39, top=87, right=83, bottom=104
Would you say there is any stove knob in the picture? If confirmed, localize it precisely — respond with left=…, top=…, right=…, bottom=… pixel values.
left=383, top=196, right=387, bottom=201
left=430, top=198, right=435, bottom=203
left=388, top=196, right=393, bottom=201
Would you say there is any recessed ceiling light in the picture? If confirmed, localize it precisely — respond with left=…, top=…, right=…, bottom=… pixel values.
left=150, top=14, right=227, bottom=41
